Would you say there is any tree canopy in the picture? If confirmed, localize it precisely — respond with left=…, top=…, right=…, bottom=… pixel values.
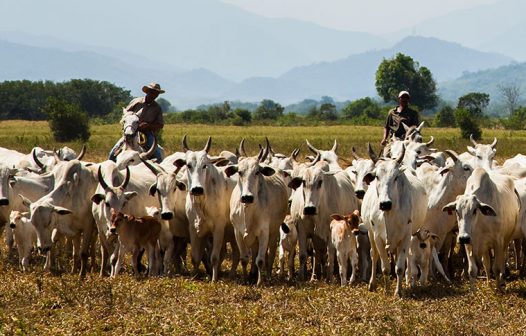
left=375, top=53, right=438, bottom=111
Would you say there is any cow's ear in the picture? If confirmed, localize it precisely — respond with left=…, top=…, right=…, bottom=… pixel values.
left=176, top=181, right=187, bottom=191
left=259, top=165, right=275, bottom=176
left=467, top=146, right=476, bottom=156
left=124, top=191, right=138, bottom=201
left=91, top=194, right=105, bottom=204
left=149, top=183, right=157, bottom=197
left=18, top=194, right=32, bottom=208
left=330, top=214, right=344, bottom=221
left=282, top=169, right=292, bottom=178
left=211, top=158, right=230, bottom=167
left=438, top=167, right=450, bottom=176
left=287, top=177, right=303, bottom=190
left=479, top=203, right=497, bottom=216
left=430, top=233, right=440, bottom=240
left=442, top=201, right=456, bottom=215
left=53, top=206, right=72, bottom=215
left=224, top=165, right=238, bottom=178
left=174, top=159, right=186, bottom=169
left=364, top=173, right=375, bottom=185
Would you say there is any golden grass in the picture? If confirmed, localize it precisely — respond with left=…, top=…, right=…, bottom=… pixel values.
left=1, top=121, right=526, bottom=334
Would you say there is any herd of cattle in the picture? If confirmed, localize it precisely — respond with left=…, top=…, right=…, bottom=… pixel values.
left=4, top=122, right=526, bottom=297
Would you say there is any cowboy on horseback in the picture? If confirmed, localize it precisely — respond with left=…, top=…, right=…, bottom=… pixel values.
left=108, top=82, right=165, bottom=162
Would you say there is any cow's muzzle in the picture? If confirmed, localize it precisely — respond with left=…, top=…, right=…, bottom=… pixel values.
left=303, top=206, right=317, bottom=216
left=110, top=227, right=117, bottom=234
left=379, top=201, right=392, bottom=211
left=241, top=195, right=254, bottom=204
left=0, top=198, right=9, bottom=206
left=355, top=190, right=365, bottom=199
left=9, top=223, right=15, bottom=229
left=161, top=212, right=174, bottom=220
left=190, top=186, right=204, bottom=196
left=458, top=235, right=471, bottom=244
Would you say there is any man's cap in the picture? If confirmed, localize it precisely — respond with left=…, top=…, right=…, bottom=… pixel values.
left=398, top=90, right=410, bottom=98
left=142, top=82, right=165, bottom=94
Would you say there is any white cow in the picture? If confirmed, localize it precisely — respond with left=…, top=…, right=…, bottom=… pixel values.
left=288, top=154, right=359, bottom=282
left=173, top=135, right=239, bottom=281
left=225, top=145, right=288, bottom=286
left=465, top=135, right=498, bottom=170
left=305, top=139, right=342, bottom=171
left=407, top=228, right=450, bottom=286
left=19, top=160, right=98, bottom=277
left=362, top=145, right=428, bottom=297
left=442, top=167, right=521, bottom=290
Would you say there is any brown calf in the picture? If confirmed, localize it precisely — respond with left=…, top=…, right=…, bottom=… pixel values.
left=109, top=211, right=161, bottom=277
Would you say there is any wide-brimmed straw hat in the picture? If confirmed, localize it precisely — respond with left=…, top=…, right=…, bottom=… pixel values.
left=142, top=82, right=165, bottom=94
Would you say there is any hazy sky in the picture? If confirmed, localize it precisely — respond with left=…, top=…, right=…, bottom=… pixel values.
left=222, top=0, right=500, bottom=34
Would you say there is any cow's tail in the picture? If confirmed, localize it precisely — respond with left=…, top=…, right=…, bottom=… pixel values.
left=432, top=246, right=451, bottom=284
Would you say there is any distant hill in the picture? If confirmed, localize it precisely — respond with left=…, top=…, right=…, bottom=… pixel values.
left=438, top=62, right=526, bottom=106
left=222, top=36, right=514, bottom=104
left=0, top=0, right=387, bottom=81
left=387, top=0, right=526, bottom=61
left=0, top=40, right=234, bottom=109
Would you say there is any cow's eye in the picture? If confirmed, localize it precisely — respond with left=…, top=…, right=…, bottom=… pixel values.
left=187, top=164, right=192, bottom=169
left=416, top=150, right=421, bottom=155
left=105, top=202, right=110, bottom=208
left=473, top=208, right=477, bottom=215
left=317, top=180, right=322, bottom=188
left=238, top=171, right=243, bottom=177
left=255, top=171, right=260, bottom=176
left=202, top=165, right=207, bottom=169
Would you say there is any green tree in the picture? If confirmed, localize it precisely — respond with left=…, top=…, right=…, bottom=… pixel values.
left=457, top=92, right=490, bottom=119
left=375, top=53, right=438, bottom=111
left=503, top=106, right=526, bottom=130
left=233, top=108, right=252, bottom=124
left=341, top=97, right=381, bottom=120
left=43, top=97, right=90, bottom=141
left=433, top=105, right=456, bottom=127
left=157, top=97, right=174, bottom=113
left=253, top=99, right=284, bottom=121
left=455, top=108, right=481, bottom=140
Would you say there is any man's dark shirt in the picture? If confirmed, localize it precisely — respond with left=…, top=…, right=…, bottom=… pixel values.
left=385, top=106, right=420, bottom=139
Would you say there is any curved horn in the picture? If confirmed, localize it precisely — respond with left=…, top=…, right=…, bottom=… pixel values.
left=32, top=148, right=45, bottom=169
left=331, top=139, right=338, bottom=153
left=203, top=136, right=212, bottom=153
left=291, top=148, right=300, bottom=161
left=120, top=166, right=131, bottom=189
left=470, top=134, right=478, bottom=146
left=444, top=150, right=459, bottom=163
left=425, top=136, right=435, bottom=147
left=75, top=144, right=86, bottom=161
left=258, top=138, right=270, bottom=162
left=367, top=143, right=378, bottom=163
left=182, top=134, right=190, bottom=153
left=52, top=148, right=61, bottom=163
left=416, top=121, right=425, bottom=132
left=490, top=137, right=497, bottom=149
left=396, top=144, right=406, bottom=164
left=351, top=146, right=361, bottom=160
left=307, top=152, right=321, bottom=167
left=140, top=157, right=161, bottom=176
left=97, top=166, right=110, bottom=190
left=238, top=138, right=247, bottom=157
left=140, top=136, right=157, bottom=159
left=305, top=139, right=319, bottom=155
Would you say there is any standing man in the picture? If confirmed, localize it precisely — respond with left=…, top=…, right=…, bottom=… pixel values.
left=109, top=82, right=165, bottom=162
left=380, top=90, right=420, bottom=153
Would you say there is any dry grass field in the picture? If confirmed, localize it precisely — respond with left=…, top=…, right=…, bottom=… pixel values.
left=1, top=120, right=526, bottom=335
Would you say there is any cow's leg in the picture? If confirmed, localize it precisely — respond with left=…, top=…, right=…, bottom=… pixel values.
left=481, top=249, right=491, bottom=286
left=297, top=226, right=309, bottom=281
left=113, top=244, right=126, bottom=277
left=256, top=232, right=269, bottom=286
left=131, top=248, right=141, bottom=276
left=464, top=244, right=478, bottom=291
left=375, top=236, right=391, bottom=291
left=228, top=237, right=240, bottom=279
left=327, top=242, right=336, bottom=283
left=233, top=229, right=250, bottom=283
left=394, top=243, right=409, bottom=298
left=189, top=227, right=203, bottom=277
left=278, top=245, right=286, bottom=278
left=210, top=226, right=225, bottom=282
left=266, top=231, right=278, bottom=281
left=288, top=249, right=296, bottom=281
left=337, top=250, right=348, bottom=286
left=349, top=247, right=359, bottom=284
left=368, top=231, right=379, bottom=291
left=79, top=226, right=94, bottom=279
left=71, top=235, right=81, bottom=273
left=493, top=244, right=506, bottom=290
left=147, top=242, right=158, bottom=276
left=98, top=232, right=110, bottom=277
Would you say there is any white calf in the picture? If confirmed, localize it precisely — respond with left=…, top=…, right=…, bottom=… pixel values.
left=278, top=215, right=297, bottom=280
left=9, top=211, right=37, bottom=271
